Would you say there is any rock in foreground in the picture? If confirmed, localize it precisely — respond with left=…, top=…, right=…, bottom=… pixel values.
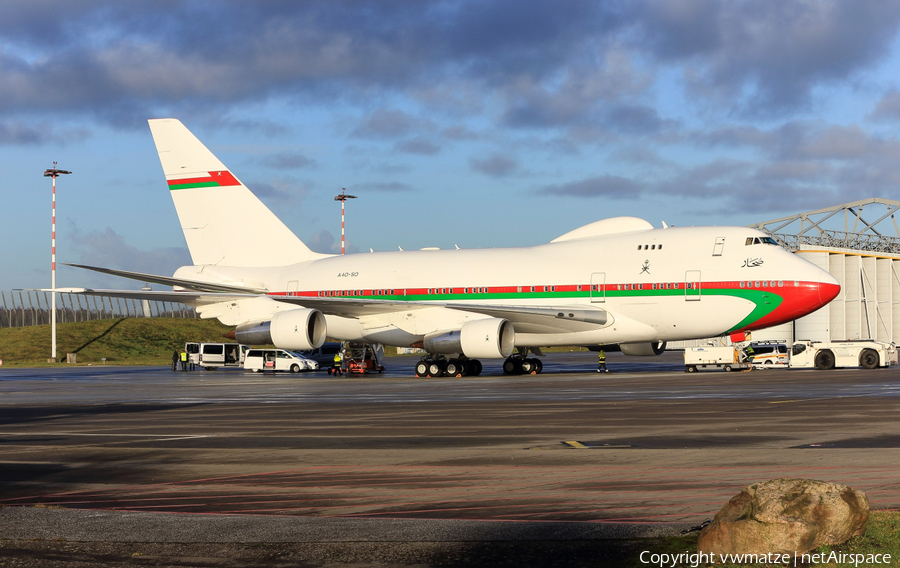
left=698, top=478, right=868, bottom=556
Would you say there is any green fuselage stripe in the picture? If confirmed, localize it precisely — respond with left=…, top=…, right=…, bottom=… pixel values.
left=313, top=288, right=783, bottom=331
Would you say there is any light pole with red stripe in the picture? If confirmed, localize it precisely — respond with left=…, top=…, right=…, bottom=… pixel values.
left=333, top=188, right=357, bottom=255
left=44, top=163, right=71, bottom=363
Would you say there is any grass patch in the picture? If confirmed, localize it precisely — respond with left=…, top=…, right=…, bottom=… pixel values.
left=621, top=511, right=900, bottom=567
left=0, top=318, right=235, bottom=366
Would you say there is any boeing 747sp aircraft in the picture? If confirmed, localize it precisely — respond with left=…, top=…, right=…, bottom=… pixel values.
left=60, top=119, right=840, bottom=376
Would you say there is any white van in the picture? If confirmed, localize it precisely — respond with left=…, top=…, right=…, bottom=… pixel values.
left=244, top=349, right=319, bottom=373
left=749, top=341, right=789, bottom=367
left=185, top=343, right=250, bottom=370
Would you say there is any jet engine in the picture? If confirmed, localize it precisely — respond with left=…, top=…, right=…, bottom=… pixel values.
left=233, top=308, right=327, bottom=351
left=619, top=341, right=667, bottom=356
left=423, top=318, right=515, bottom=359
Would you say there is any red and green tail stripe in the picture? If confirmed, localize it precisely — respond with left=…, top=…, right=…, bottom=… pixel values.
left=167, top=170, right=240, bottom=190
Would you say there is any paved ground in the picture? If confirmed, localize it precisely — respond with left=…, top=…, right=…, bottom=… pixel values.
left=1, top=351, right=899, bottom=566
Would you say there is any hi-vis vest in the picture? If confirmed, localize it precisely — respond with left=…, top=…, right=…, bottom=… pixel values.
left=180, top=352, right=188, bottom=362
left=334, top=353, right=342, bottom=364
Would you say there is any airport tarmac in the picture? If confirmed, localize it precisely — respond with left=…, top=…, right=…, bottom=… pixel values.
left=1, top=351, right=899, bottom=566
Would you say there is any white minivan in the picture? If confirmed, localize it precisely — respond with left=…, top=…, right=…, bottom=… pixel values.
left=185, top=342, right=250, bottom=370
left=244, top=349, right=319, bottom=373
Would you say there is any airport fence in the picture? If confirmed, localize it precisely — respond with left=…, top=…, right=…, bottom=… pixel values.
left=0, top=290, right=199, bottom=328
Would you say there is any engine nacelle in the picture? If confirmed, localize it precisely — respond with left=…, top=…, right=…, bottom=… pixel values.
left=424, top=318, right=515, bottom=359
left=619, top=341, right=667, bottom=356
left=234, top=308, right=327, bottom=351
left=271, top=308, right=327, bottom=351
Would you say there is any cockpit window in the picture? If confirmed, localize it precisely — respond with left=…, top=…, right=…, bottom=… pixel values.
left=746, top=236, right=780, bottom=246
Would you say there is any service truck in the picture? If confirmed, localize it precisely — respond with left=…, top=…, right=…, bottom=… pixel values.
left=789, top=340, right=898, bottom=370
left=684, top=346, right=751, bottom=372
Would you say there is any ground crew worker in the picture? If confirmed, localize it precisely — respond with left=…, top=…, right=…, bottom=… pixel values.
left=597, top=349, right=608, bottom=373
left=744, top=343, right=755, bottom=364
left=172, top=350, right=179, bottom=372
left=180, top=350, right=188, bottom=371
left=331, top=350, right=343, bottom=376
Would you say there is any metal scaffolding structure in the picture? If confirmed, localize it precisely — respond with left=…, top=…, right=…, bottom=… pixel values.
left=750, top=198, right=900, bottom=253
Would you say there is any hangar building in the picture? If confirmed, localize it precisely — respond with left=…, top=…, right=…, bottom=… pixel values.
left=674, top=198, right=900, bottom=348
left=751, top=198, right=900, bottom=345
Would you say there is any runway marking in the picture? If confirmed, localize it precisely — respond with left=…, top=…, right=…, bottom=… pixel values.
left=0, top=432, right=214, bottom=439
left=563, top=440, right=587, bottom=448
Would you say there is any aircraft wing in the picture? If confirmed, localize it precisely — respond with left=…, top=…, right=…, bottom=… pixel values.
left=59, top=265, right=613, bottom=330
left=42, top=287, right=258, bottom=306
left=63, top=263, right=269, bottom=294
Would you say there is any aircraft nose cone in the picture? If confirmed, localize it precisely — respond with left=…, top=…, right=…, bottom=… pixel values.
left=817, top=269, right=841, bottom=305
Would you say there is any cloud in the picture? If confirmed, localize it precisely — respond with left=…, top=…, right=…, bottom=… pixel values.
left=395, top=137, right=440, bottom=155
left=69, top=226, right=191, bottom=285
left=245, top=176, right=311, bottom=202
left=631, top=0, right=900, bottom=114
left=469, top=154, right=518, bottom=177
left=540, top=175, right=643, bottom=198
left=1, top=1, right=897, bottom=129
left=306, top=229, right=359, bottom=254
left=869, top=89, right=900, bottom=122
left=0, top=121, right=89, bottom=145
left=260, top=152, right=316, bottom=169
left=353, top=181, right=414, bottom=193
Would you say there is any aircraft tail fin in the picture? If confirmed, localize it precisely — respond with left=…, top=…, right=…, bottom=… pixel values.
left=148, top=118, right=328, bottom=267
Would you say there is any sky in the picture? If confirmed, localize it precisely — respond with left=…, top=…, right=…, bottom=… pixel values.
left=4, top=0, right=900, bottom=291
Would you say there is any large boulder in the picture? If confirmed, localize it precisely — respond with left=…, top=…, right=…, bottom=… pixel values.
left=698, top=478, right=868, bottom=556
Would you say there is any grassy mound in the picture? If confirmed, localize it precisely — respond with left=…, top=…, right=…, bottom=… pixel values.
left=0, top=318, right=234, bottom=366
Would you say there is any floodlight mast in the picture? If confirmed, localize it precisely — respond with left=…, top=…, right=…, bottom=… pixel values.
left=44, top=163, right=71, bottom=363
left=333, top=188, right=357, bottom=255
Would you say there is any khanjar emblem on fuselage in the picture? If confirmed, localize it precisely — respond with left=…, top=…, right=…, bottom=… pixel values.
left=640, top=260, right=650, bottom=274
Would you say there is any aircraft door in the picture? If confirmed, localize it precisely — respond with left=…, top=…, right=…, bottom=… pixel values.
left=712, top=237, right=725, bottom=256
left=685, top=270, right=701, bottom=301
left=590, top=272, right=606, bottom=303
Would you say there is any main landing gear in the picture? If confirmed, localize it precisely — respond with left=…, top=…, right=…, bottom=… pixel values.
left=414, top=355, right=483, bottom=377
left=502, top=347, right=544, bottom=375
left=503, top=347, right=544, bottom=375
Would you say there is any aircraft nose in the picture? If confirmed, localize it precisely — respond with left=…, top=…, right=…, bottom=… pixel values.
left=817, top=269, right=841, bottom=305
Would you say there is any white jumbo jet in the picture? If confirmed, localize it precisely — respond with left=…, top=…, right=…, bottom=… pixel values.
left=60, top=118, right=840, bottom=376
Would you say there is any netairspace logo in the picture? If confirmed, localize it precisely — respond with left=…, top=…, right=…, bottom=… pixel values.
left=639, top=550, right=893, bottom=567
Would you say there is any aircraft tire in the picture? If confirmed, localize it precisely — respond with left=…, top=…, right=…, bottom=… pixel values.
left=532, top=358, right=542, bottom=374
left=466, top=360, right=483, bottom=376
left=502, top=358, right=522, bottom=375
left=445, top=360, right=463, bottom=377
left=428, top=361, right=445, bottom=377
left=521, top=359, right=534, bottom=374
left=415, top=361, right=429, bottom=377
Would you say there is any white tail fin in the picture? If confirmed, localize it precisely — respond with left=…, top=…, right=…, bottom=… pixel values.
left=148, top=118, right=328, bottom=267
